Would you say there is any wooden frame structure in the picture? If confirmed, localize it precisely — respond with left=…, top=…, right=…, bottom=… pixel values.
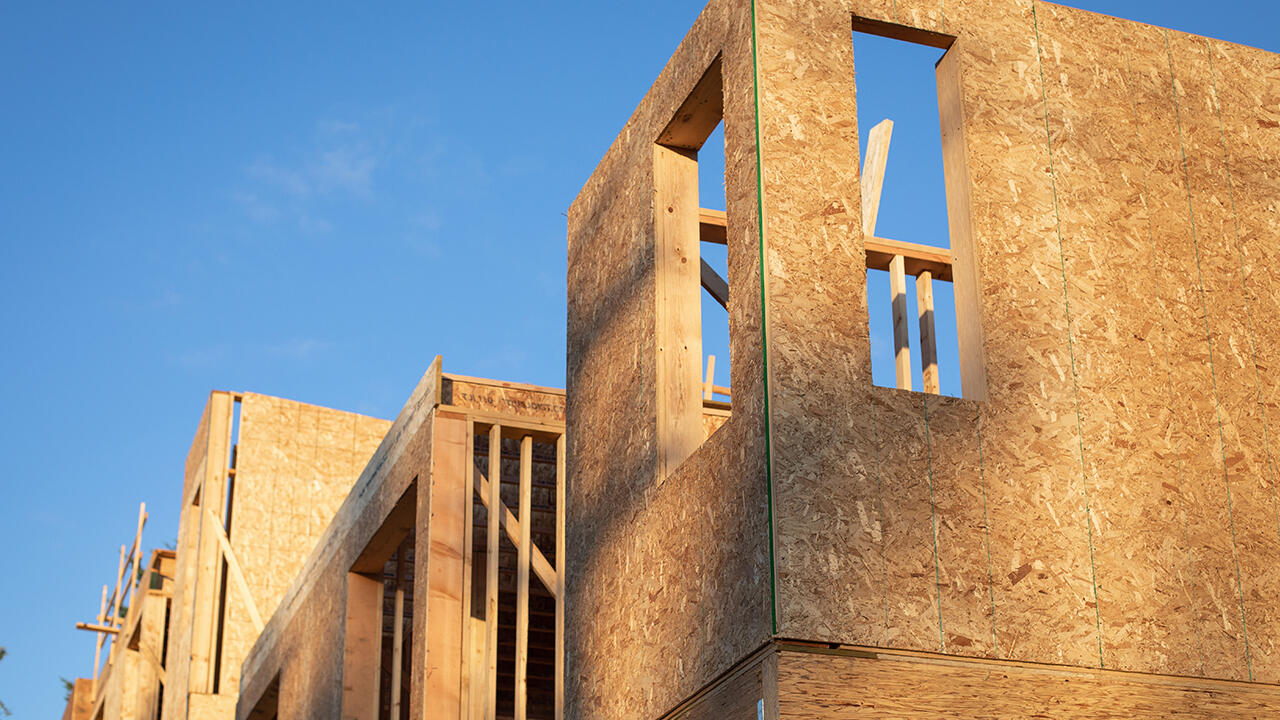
left=566, top=0, right=1280, bottom=718
left=237, top=359, right=567, bottom=720
left=69, top=538, right=176, bottom=720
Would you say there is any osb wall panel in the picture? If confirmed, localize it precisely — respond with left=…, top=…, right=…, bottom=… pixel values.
left=236, top=362, right=450, bottom=720
left=564, top=0, right=772, bottom=718
left=219, top=394, right=390, bottom=697
left=757, top=0, right=1280, bottom=688
left=776, top=649, right=1280, bottom=718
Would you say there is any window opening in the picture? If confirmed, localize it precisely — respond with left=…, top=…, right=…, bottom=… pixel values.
left=854, top=25, right=971, bottom=398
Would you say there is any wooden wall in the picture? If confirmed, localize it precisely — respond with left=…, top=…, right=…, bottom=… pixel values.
left=564, top=2, right=774, bottom=719
left=162, top=390, right=390, bottom=719
left=775, top=647, right=1280, bottom=718
left=568, top=0, right=1280, bottom=716
left=764, top=0, right=1280, bottom=687
left=218, top=393, right=390, bottom=699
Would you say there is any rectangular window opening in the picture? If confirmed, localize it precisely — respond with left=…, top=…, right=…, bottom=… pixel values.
left=854, top=22, right=983, bottom=400
left=655, top=53, right=733, bottom=473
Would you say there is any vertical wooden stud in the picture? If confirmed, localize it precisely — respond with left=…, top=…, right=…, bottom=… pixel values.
left=514, top=435, right=533, bottom=720
left=937, top=44, right=987, bottom=400
left=484, top=425, right=500, bottom=720
left=554, top=433, right=566, bottom=720
left=93, top=584, right=108, bottom=680
left=459, top=421, right=475, bottom=719
left=861, top=119, right=894, bottom=236
left=890, top=254, right=913, bottom=391
left=703, top=355, right=717, bottom=401
left=917, top=270, right=939, bottom=394
left=390, top=541, right=405, bottom=720
left=654, top=144, right=704, bottom=479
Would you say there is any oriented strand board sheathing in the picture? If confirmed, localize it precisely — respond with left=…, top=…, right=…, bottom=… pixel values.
left=874, top=390, right=940, bottom=651
left=1033, top=5, right=1202, bottom=676
left=217, top=394, right=389, bottom=698
left=1126, top=22, right=1252, bottom=682
left=1168, top=29, right=1280, bottom=683
left=924, top=395, right=994, bottom=658
left=569, top=0, right=1280, bottom=715
left=1211, top=37, right=1280, bottom=685
left=565, top=1, right=772, bottom=719
left=776, top=648, right=1280, bottom=718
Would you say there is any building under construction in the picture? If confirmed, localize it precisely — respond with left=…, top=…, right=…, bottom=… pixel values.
left=67, top=0, right=1280, bottom=717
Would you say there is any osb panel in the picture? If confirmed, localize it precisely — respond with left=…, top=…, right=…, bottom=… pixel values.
left=757, top=0, right=1280, bottom=686
left=1211, top=35, right=1280, bottom=686
left=220, top=393, right=390, bottom=697
left=565, top=0, right=771, bottom=718
left=237, top=362, right=439, bottom=720
left=1034, top=5, right=1200, bottom=676
left=776, top=649, right=1280, bottom=718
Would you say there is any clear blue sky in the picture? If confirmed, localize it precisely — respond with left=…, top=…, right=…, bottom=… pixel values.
left=0, top=1, right=1275, bottom=715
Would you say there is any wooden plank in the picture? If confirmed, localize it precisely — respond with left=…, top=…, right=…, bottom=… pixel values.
left=425, top=412, right=468, bottom=718
left=703, top=355, right=716, bottom=401
left=514, top=435, right=533, bottom=720
left=916, top=270, right=939, bottom=394
left=340, top=573, right=380, bottom=720
left=861, top=119, right=893, bottom=236
left=391, top=540, right=405, bottom=720
left=656, top=55, right=723, bottom=151
left=653, top=143, right=704, bottom=479
left=460, top=421, right=476, bottom=720
left=93, top=584, right=107, bottom=679
left=698, top=208, right=728, bottom=245
left=203, top=506, right=264, bottom=634
left=484, top=424, right=500, bottom=720
left=936, top=43, right=987, bottom=400
left=863, top=236, right=954, bottom=282
left=700, top=259, right=729, bottom=309
left=890, top=254, right=912, bottom=391
left=554, top=434, right=566, bottom=720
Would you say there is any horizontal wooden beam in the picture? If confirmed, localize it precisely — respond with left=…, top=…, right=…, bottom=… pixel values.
left=865, top=237, right=953, bottom=282
left=698, top=208, right=727, bottom=245
left=698, top=208, right=950, bottom=281
left=76, top=622, right=120, bottom=634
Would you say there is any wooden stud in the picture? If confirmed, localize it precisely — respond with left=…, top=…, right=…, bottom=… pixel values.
left=93, top=584, right=107, bottom=680
left=917, top=270, right=939, bottom=394
left=937, top=43, right=987, bottom=400
left=890, top=254, right=913, bottom=391
left=340, top=573, right=381, bottom=720
left=424, top=412, right=468, bottom=717
left=554, top=434, right=566, bottom=720
left=459, top=421, right=476, bottom=720
left=484, top=424, right=500, bottom=720
left=515, top=435, right=533, bottom=720
left=654, top=143, right=704, bottom=479
left=703, top=355, right=717, bottom=401
left=390, top=539, right=405, bottom=720
left=861, top=119, right=894, bottom=237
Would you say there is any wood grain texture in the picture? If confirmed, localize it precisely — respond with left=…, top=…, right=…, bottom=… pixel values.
left=776, top=648, right=1280, bottom=718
